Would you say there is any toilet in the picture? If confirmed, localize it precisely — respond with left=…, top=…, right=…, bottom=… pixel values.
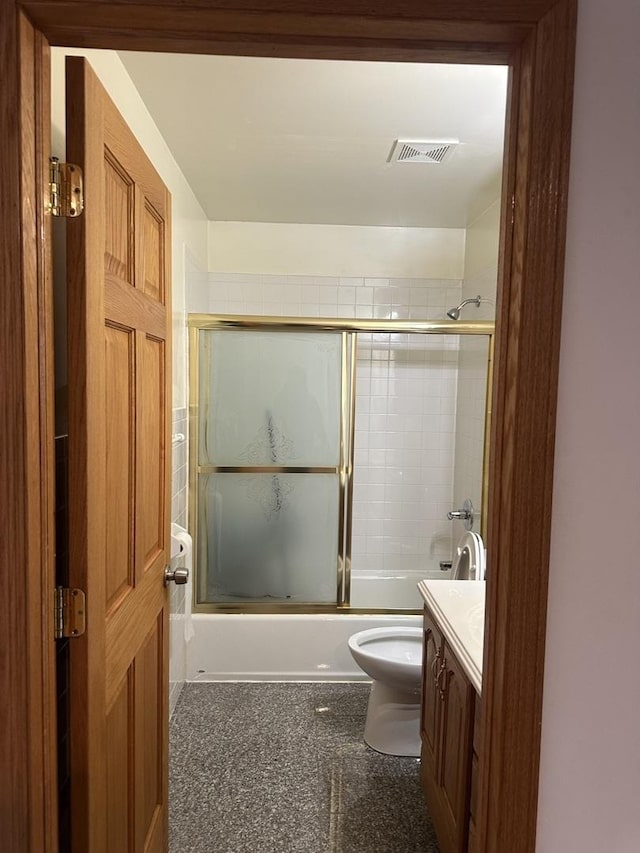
left=348, top=626, right=424, bottom=757
left=348, top=530, right=486, bottom=757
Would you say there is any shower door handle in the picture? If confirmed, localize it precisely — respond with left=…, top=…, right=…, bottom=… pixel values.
left=164, top=565, right=189, bottom=586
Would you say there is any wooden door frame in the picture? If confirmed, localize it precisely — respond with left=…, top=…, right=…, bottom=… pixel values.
left=1, top=2, right=576, bottom=852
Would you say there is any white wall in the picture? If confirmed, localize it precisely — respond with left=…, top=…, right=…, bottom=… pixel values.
left=537, top=2, right=640, bottom=851
left=51, top=48, right=208, bottom=716
left=208, top=221, right=464, bottom=279
left=462, top=199, right=500, bottom=291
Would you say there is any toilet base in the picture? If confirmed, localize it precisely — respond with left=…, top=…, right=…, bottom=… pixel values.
left=363, top=680, right=422, bottom=757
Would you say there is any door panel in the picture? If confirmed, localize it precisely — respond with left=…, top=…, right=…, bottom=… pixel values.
left=142, top=203, right=165, bottom=301
left=135, top=618, right=164, bottom=852
left=66, top=55, right=171, bottom=852
left=106, top=673, right=133, bottom=851
left=105, top=322, right=135, bottom=610
left=104, top=152, right=134, bottom=281
left=439, top=648, right=474, bottom=851
left=139, top=333, right=166, bottom=571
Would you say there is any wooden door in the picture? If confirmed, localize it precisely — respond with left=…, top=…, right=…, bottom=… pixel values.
left=66, top=56, right=171, bottom=852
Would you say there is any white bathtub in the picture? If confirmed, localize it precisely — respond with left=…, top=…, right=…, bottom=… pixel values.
left=185, top=570, right=439, bottom=681
left=187, top=611, right=422, bottom=682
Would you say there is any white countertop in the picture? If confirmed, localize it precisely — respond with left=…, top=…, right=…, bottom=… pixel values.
left=418, top=580, right=485, bottom=695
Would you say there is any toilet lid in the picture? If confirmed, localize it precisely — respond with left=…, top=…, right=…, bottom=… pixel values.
left=452, top=531, right=485, bottom=580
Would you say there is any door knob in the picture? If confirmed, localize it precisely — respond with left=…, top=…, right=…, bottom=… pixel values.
left=164, top=565, right=189, bottom=586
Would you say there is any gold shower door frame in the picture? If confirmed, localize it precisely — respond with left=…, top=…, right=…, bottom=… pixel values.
left=188, top=314, right=494, bottom=614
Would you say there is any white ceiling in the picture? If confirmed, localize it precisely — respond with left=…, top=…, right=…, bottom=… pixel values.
left=118, top=53, right=508, bottom=228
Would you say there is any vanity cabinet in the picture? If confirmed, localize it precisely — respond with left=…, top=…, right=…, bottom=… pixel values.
left=420, top=607, right=476, bottom=853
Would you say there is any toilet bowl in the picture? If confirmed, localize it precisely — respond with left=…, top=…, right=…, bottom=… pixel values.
left=452, top=530, right=485, bottom=580
left=348, top=626, right=423, bottom=757
left=347, top=533, right=485, bottom=756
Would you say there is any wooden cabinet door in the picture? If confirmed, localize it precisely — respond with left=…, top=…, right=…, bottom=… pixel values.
left=438, top=643, right=475, bottom=853
left=66, top=56, right=171, bottom=853
left=420, top=609, right=441, bottom=772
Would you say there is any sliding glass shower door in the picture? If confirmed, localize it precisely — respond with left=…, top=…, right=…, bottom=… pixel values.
left=194, top=329, right=347, bottom=606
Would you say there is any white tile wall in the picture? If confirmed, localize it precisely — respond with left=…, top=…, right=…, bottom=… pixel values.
left=350, top=330, right=459, bottom=576
left=453, top=201, right=500, bottom=547
left=195, top=272, right=463, bottom=581
left=171, top=407, right=188, bottom=530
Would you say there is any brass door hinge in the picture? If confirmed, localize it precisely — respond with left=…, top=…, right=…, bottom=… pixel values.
left=48, top=156, right=84, bottom=217
left=54, top=587, right=86, bottom=639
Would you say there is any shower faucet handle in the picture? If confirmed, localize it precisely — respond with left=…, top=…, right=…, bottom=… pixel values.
left=447, top=509, right=471, bottom=520
left=447, top=498, right=475, bottom=530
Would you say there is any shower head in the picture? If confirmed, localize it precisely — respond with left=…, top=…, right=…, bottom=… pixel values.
left=446, top=295, right=486, bottom=321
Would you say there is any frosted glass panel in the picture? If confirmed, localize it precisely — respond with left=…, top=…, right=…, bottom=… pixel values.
left=199, top=330, right=342, bottom=467
left=198, top=473, right=339, bottom=604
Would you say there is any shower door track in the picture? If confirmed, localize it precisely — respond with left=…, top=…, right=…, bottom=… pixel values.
left=189, top=314, right=494, bottom=615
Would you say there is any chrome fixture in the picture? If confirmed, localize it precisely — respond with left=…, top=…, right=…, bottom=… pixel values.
left=164, top=565, right=189, bottom=586
left=446, top=295, right=493, bottom=321
left=447, top=498, right=475, bottom=531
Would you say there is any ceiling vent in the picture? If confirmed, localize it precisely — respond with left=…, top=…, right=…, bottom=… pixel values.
left=388, top=139, right=458, bottom=164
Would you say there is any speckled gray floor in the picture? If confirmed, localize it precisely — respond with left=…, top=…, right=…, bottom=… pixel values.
left=169, top=683, right=440, bottom=853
